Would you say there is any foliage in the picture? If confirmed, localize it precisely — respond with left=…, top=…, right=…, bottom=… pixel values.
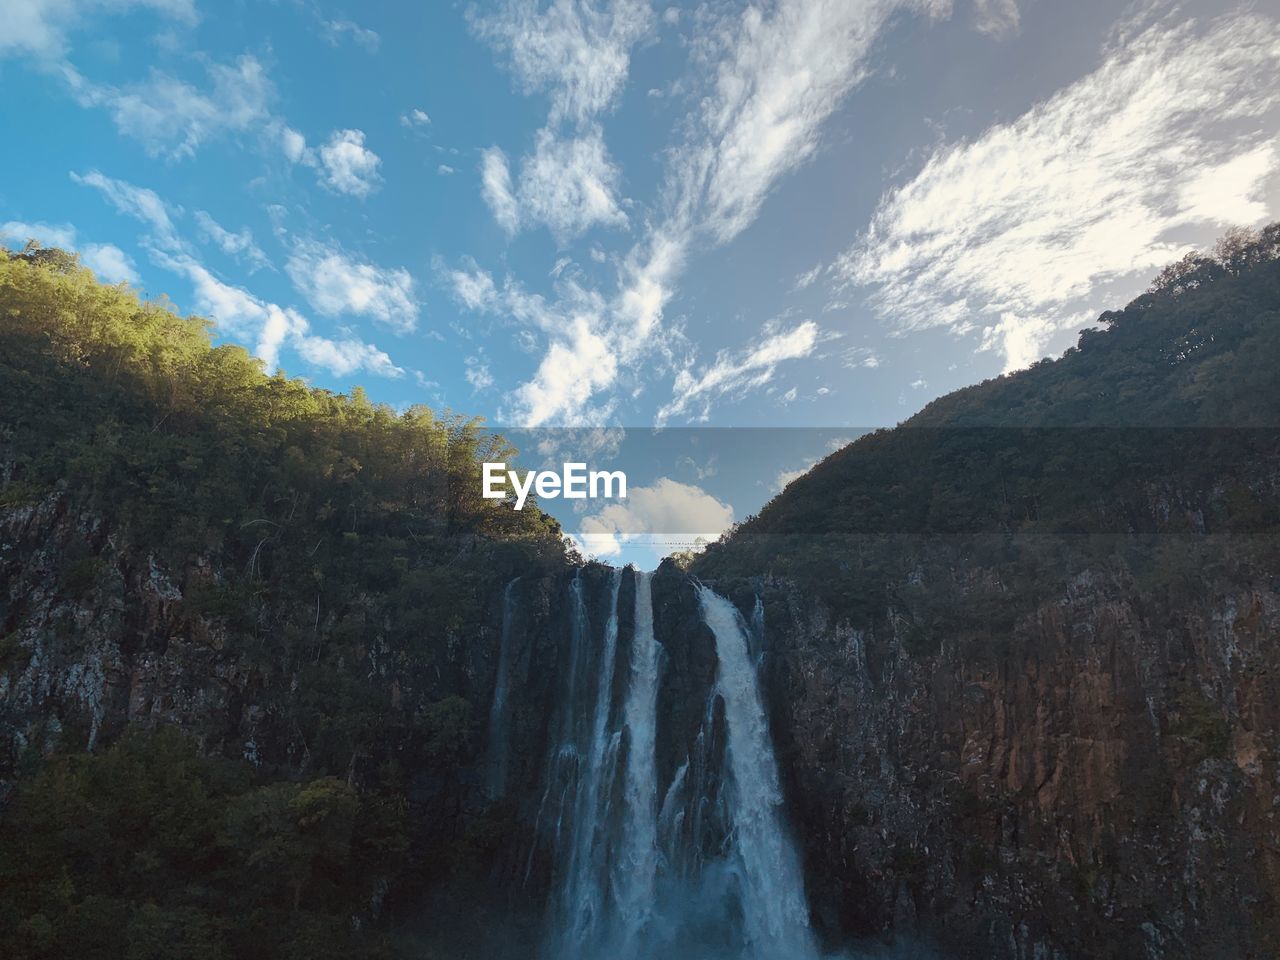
left=0, top=728, right=402, bottom=960
left=0, top=247, right=563, bottom=954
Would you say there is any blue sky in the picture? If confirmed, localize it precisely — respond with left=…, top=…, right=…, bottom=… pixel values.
left=3, top=0, right=1279, bottom=567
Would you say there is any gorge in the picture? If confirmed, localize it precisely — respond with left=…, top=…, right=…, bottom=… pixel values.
left=2, top=230, right=1280, bottom=959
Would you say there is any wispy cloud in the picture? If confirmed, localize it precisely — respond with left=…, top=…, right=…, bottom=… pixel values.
left=70, top=169, right=403, bottom=379
left=657, top=319, right=819, bottom=425
left=458, top=0, right=942, bottom=425
left=158, top=251, right=403, bottom=378
left=441, top=258, right=500, bottom=311
left=470, top=0, right=654, bottom=125
left=483, top=126, right=628, bottom=240
left=1, top=219, right=139, bottom=284
left=465, top=355, right=495, bottom=391
left=509, top=316, right=620, bottom=426
left=479, top=147, right=521, bottom=235
left=194, top=211, right=271, bottom=273
left=321, top=18, right=380, bottom=52
left=400, top=108, right=431, bottom=128
left=71, top=169, right=183, bottom=250
left=64, top=54, right=272, bottom=160
left=684, top=0, right=947, bottom=245
left=835, top=10, right=1280, bottom=372
left=285, top=238, right=418, bottom=333
left=0, top=0, right=196, bottom=61
left=972, top=0, right=1020, bottom=38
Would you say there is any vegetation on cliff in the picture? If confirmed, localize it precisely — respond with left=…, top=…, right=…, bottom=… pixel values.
left=694, top=225, right=1280, bottom=624
left=0, top=245, right=564, bottom=957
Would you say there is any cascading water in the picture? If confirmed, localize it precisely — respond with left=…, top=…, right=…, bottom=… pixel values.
left=696, top=584, right=819, bottom=960
left=486, top=577, right=520, bottom=799
left=614, top=570, right=661, bottom=952
left=555, top=568, right=623, bottom=952
left=520, top=568, right=818, bottom=960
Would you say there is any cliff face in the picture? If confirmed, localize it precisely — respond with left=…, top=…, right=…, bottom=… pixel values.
left=743, top=544, right=1280, bottom=960
left=6, top=486, right=1280, bottom=959
left=5, top=236, right=1280, bottom=958
left=0, top=489, right=496, bottom=779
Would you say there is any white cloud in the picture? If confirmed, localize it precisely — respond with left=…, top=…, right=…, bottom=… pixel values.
left=317, top=129, right=383, bottom=198
left=437, top=163, right=455, bottom=176
left=465, top=355, right=494, bottom=391
left=972, top=0, right=1019, bottom=38
left=481, top=128, right=628, bottom=239
left=574, top=477, right=734, bottom=559
left=194, top=211, right=270, bottom=272
left=321, top=18, right=380, bottom=52
left=461, top=0, right=945, bottom=424
left=1178, top=143, right=1280, bottom=226
left=155, top=250, right=403, bottom=379
left=69, top=170, right=402, bottom=379
left=443, top=260, right=499, bottom=311
left=773, top=465, right=808, bottom=494
left=836, top=11, right=1280, bottom=372
left=657, top=320, right=819, bottom=424
left=471, top=0, right=654, bottom=124
left=687, top=0, right=947, bottom=244
left=0, top=0, right=196, bottom=61
left=293, top=335, right=401, bottom=377
left=400, top=108, right=431, bottom=128
left=507, top=316, right=619, bottom=426
left=66, top=54, right=272, bottom=160
left=285, top=239, right=418, bottom=333
left=843, top=346, right=881, bottom=369
left=1, top=219, right=139, bottom=284
left=515, top=126, right=628, bottom=240
left=80, top=243, right=140, bottom=284
left=279, top=126, right=309, bottom=164
left=2, top=220, right=76, bottom=249
left=71, top=169, right=182, bottom=250
left=480, top=147, right=521, bottom=234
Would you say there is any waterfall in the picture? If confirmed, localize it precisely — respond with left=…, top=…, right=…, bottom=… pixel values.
left=697, top=585, right=819, bottom=960
left=614, top=570, right=661, bottom=951
left=556, top=568, right=623, bottom=951
left=535, top=572, right=817, bottom=960
left=486, top=577, right=520, bottom=798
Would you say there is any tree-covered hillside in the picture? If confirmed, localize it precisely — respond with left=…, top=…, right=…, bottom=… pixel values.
left=694, top=225, right=1280, bottom=622
left=0, top=246, right=566, bottom=958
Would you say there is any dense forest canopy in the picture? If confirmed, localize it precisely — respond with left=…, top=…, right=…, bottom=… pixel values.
left=0, top=242, right=566, bottom=557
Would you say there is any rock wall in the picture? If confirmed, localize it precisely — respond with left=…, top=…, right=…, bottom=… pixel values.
left=5, top=486, right=1278, bottom=960
left=751, top=548, right=1280, bottom=960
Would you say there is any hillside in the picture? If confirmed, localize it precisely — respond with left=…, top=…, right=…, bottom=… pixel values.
left=2, top=229, right=1279, bottom=960
left=0, top=246, right=569, bottom=959
left=695, top=225, right=1280, bottom=613
left=689, top=225, right=1280, bottom=958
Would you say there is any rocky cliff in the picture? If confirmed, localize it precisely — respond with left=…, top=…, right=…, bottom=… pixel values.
left=730, top=539, right=1280, bottom=959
